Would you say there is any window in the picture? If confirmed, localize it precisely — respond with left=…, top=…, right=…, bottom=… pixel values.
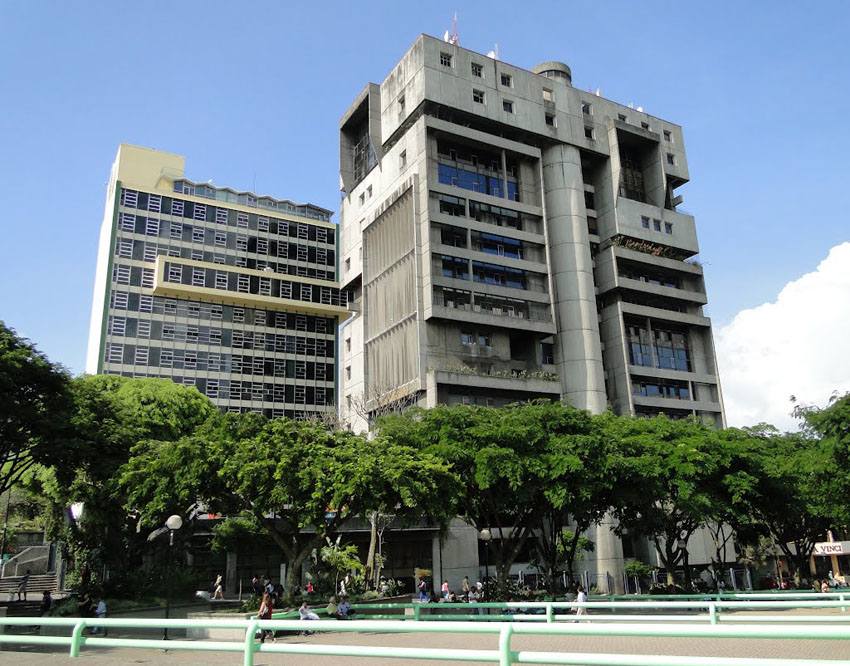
left=134, top=347, right=149, bottom=366
left=367, top=185, right=372, bottom=199
left=473, top=89, right=485, bottom=104
left=471, top=62, right=483, bottom=77
left=139, top=295, right=153, bottom=313
left=618, top=114, right=627, bottom=122
left=663, top=130, right=672, bottom=142
left=168, top=265, right=182, bottom=283
left=112, top=291, right=128, bottom=309
left=584, top=126, right=594, bottom=140
left=145, top=219, right=160, bottom=236
left=258, top=216, right=269, bottom=232
left=233, top=307, right=244, bottom=322
left=399, top=150, right=407, bottom=169
left=121, top=190, right=138, bottom=208
left=345, top=366, right=351, bottom=380
left=641, top=216, right=650, bottom=229
left=216, top=208, right=228, bottom=224
left=117, top=238, right=133, bottom=258
left=345, top=337, right=351, bottom=352
left=500, top=73, right=512, bottom=87
left=109, top=316, right=126, bottom=336
left=440, top=52, right=452, bottom=67
left=236, top=235, right=248, bottom=251
left=214, top=231, right=226, bottom=247
left=192, top=227, right=205, bottom=243
left=344, top=257, right=351, bottom=272
left=257, top=238, right=268, bottom=254
left=171, top=200, right=184, bottom=217
left=477, top=332, right=491, bottom=347
left=542, top=88, right=553, bottom=102
left=213, top=253, right=224, bottom=264
left=192, top=267, right=205, bottom=286
left=143, top=245, right=157, bottom=262
left=193, top=203, right=206, bottom=221
left=502, top=99, right=514, bottom=113
left=653, top=219, right=662, bottom=232
left=359, top=193, right=365, bottom=206
left=398, top=94, right=405, bottom=116
left=237, top=212, right=249, bottom=228
left=545, top=113, right=556, bottom=127
left=215, top=272, right=228, bottom=289
left=667, top=153, right=676, bottom=166
left=106, top=343, right=123, bottom=364
left=581, top=101, right=591, bottom=114
left=141, top=266, right=154, bottom=287
left=641, top=122, right=650, bottom=130
left=114, top=265, right=130, bottom=285
left=191, top=249, right=203, bottom=261
left=120, top=213, right=135, bottom=232
left=664, top=222, right=673, bottom=234
left=137, top=320, right=151, bottom=338
left=461, top=331, right=474, bottom=345
left=237, top=274, right=250, bottom=293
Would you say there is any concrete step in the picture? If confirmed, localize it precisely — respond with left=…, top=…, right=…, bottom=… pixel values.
left=0, top=573, right=58, bottom=594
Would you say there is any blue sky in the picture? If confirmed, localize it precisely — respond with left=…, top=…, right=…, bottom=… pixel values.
left=1, top=1, right=848, bottom=425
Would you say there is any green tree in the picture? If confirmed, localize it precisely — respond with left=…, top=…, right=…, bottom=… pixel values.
left=610, top=415, right=749, bottom=586
left=122, top=415, right=459, bottom=602
left=379, top=400, right=613, bottom=587
left=0, top=321, right=73, bottom=496
left=320, top=536, right=364, bottom=594
left=33, top=375, right=216, bottom=585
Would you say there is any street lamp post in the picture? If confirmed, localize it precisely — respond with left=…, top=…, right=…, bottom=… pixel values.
left=479, top=528, right=491, bottom=584
left=163, top=515, right=183, bottom=641
left=677, top=536, right=689, bottom=589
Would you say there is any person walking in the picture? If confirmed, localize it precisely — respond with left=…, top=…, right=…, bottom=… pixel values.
left=212, top=574, right=224, bottom=600
left=16, top=570, right=31, bottom=601
left=418, top=577, right=427, bottom=602
left=574, top=585, right=588, bottom=621
left=441, top=579, right=449, bottom=601
left=257, top=592, right=276, bottom=643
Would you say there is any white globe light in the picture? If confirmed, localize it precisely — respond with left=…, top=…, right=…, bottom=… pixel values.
left=165, top=515, right=183, bottom=531
left=479, top=528, right=492, bottom=542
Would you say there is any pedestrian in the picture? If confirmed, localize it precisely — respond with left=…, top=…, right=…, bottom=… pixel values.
left=77, top=592, right=93, bottom=618
left=17, top=569, right=31, bottom=601
left=338, top=595, right=356, bottom=618
left=212, top=574, right=224, bottom=599
left=573, top=585, right=588, bottom=621
left=257, top=592, right=276, bottom=643
left=821, top=579, right=830, bottom=594
left=828, top=571, right=838, bottom=588
left=39, top=590, right=54, bottom=616
left=418, top=577, right=427, bottom=602
left=462, top=576, right=470, bottom=594
left=91, top=597, right=107, bottom=635
left=306, top=580, right=314, bottom=595
left=252, top=575, right=263, bottom=597
left=441, top=579, right=449, bottom=600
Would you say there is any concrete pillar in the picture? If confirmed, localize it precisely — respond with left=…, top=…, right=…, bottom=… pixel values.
left=541, top=144, right=607, bottom=413
left=225, top=552, right=238, bottom=597
left=588, top=516, right=625, bottom=594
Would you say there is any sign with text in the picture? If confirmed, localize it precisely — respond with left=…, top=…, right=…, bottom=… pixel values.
left=814, top=541, right=850, bottom=556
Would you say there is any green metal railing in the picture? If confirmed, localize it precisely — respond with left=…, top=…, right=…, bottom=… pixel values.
left=2, top=613, right=850, bottom=666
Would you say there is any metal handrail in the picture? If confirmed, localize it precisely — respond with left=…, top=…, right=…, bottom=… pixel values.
left=2, top=615, right=850, bottom=666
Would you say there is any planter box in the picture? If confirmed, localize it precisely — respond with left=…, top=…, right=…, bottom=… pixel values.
left=186, top=612, right=255, bottom=641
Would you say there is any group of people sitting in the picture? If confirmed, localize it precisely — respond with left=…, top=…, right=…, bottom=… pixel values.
left=420, top=576, right=484, bottom=603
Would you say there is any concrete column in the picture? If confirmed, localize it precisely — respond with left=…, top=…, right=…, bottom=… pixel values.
left=541, top=144, right=607, bottom=413
left=588, top=516, right=625, bottom=594
left=225, top=552, right=238, bottom=597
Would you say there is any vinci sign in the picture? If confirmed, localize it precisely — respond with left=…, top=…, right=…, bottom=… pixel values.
left=814, top=541, right=850, bottom=556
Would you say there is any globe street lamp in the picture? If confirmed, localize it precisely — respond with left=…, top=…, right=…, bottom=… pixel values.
left=163, top=515, right=183, bottom=640
left=479, top=528, right=491, bottom=584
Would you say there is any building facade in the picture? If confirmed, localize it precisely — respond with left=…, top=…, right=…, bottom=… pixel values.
left=337, top=36, right=727, bottom=586
left=86, top=144, right=348, bottom=419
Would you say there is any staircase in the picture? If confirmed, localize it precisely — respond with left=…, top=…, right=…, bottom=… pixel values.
left=0, top=573, right=58, bottom=596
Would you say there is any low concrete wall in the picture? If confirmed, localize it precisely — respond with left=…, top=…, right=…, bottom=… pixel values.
left=186, top=611, right=255, bottom=640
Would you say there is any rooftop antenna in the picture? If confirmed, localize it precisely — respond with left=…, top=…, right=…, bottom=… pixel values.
left=443, top=12, right=459, bottom=45
left=487, top=43, right=499, bottom=60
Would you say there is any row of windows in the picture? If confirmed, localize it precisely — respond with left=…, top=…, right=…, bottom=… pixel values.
left=618, top=267, right=679, bottom=289
left=440, top=52, right=514, bottom=89
left=117, top=215, right=335, bottom=266
left=626, top=322, right=691, bottom=372
left=632, top=378, right=691, bottom=401
left=171, top=180, right=331, bottom=222
left=105, top=343, right=333, bottom=378
left=434, top=287, right=548, bottom=322
left=109, top=291, right=334, bottom=332
left=641, top=216, right=674, bottom=235
left=438, top=255, right=529, bottom=289
left=437, top=194, right=527, bottom=232
left=162, top=261, right=347, bottom=308
left=107, top=317, right=333, bottom=356
left=120, top=189, right=334, bottom=243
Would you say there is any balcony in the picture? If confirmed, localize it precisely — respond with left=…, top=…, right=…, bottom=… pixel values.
left=431, top=367, right=561, bottom=396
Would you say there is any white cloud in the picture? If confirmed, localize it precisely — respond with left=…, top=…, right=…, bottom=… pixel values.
left=715, top=242, right=850, bottom=431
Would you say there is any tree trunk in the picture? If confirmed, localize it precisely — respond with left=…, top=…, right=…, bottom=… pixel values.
left=365, top=513, right=377, bottom=589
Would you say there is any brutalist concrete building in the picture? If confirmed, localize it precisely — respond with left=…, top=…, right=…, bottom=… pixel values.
left=337, top=35, right=726, bottom=587
left=86, top=144, right=349, bottom=420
